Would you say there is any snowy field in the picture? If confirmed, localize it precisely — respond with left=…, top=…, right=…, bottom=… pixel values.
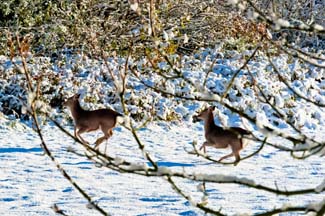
left=0, top=46, right=325, bottom=215
left=0, top=116, right=324, bottom=216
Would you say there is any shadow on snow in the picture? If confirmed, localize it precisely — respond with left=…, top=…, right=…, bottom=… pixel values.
left=0, top=147, right=43, bottom=154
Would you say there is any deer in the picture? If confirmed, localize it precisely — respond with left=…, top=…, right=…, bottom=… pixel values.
left=63, top=93, right=123, bottom=149
left=193, top=106, right=250, bottom=164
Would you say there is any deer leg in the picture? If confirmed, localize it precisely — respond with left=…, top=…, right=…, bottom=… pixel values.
left=199, top=141, right=209, bottom=153
left=218, top=152, right=234, bottom=162
left=218, top=141, right=242, bottom=164
left=94, top=137, right=106, bottom=149
left=76, top=127, right=90, bottom=145
left=74, top=127, right=77, bottom=138
left=230, top=141, right=241, bottom=164
left=234, top=153, right=241, bottom=164
left=94, top=129, right=112, bottom=149
left=219, top=152, right=240, bottom=165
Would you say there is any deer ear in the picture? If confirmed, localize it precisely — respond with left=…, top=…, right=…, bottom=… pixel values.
left=75, top=93, right=81, bottom=99
left=210, top=106, right=216, bottom=111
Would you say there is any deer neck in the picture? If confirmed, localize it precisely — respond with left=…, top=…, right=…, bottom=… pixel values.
left=204, top=112, right=216, bottom=132
left=70, top=101, right=85, bottom=120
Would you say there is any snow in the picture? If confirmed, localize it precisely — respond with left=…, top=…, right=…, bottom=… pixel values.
left=0, top=118, right=324, bottom=215
left=130, top=2, right=138, bottom=12
left=0, top=45, right=324, bottom=215
left=315, top=179, right=325, bottom=193
left=313, top=24, right=324, bottom=31
left=275, top=18, right=291, bottom=28
left=228, top=0, right=239, bottom=5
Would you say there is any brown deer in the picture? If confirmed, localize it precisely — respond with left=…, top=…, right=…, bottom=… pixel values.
left=193, top=106, right=250, bottom=164
left=63, top=94, right=123, bottom=149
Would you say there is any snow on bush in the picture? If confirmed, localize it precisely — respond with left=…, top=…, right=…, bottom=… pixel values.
left=0, top=47, right=324, bottom=138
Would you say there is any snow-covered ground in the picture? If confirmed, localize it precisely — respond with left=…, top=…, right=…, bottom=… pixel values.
left=0, top=116, right=324, bottom=215
left=0, top=46, right=324, bottom=215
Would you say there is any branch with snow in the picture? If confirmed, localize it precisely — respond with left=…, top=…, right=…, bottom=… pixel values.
left=242, top=0, right=325, bottom=33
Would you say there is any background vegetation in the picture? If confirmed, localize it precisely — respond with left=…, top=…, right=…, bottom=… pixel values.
left=1, top=0, right=323, bottom=56
left=0, top=0, right=324, bottom=215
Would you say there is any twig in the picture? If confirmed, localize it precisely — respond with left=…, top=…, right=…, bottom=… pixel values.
left=166, top=176, right=226, bottom=216
left=47, top=112, right=323, bottom=197
left=130, top=71, right=322, bottom=153
left=267, top=53, right=325, bottom=107
left=187, top=137, right=267, bottom=165
left=221, top=44, right=261, bottom=100
left=15, top=34, right=110, bottom=215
